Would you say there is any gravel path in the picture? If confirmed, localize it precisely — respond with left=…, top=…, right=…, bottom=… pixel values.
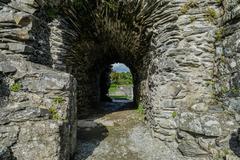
left=74, top=102, right=207, bottom=160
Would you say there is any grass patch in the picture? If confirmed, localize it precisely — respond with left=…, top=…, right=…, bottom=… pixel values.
left=109, top=84, right=118, bottom=93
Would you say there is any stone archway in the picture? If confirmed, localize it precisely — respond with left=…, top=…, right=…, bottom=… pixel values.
left=0, top=0, right=240, bottom=159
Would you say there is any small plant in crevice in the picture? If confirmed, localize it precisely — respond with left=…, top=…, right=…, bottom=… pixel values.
left=172, top=111, right=177, bottom=118
left=215, top=28, right=224, bottom=41
left=53, top=96, right=65, bottom=104
left=180, top=0, right=198, bottom=14
left=48, top=96, right=66, bottom=120
left=205, top=7, right=218, bottom=22
left=49, top=105, right=62, bottom=120
left=180, top=4, right=189, bottom=14
left=10, top=82, right=22, bottom=92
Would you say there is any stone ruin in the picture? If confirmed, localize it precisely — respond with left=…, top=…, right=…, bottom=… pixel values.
left=0, top=0, right=240, bottom=159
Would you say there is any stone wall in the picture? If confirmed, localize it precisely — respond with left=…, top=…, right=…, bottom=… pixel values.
left=0, top=0, right=77, bottom=159
left=145, top=0, right=240, bottom=158
left=0, top=0, right=240, bottom=159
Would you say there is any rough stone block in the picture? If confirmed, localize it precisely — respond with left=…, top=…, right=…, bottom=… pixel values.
left=8, top=43, right=33, bottom=53
left=178, top=139, right=208, bottom=157
left=0, top=125, right=19, bottom=147
left=179, top=112, right=222, bottom=137
left=0, top=61, right=16, bottom=74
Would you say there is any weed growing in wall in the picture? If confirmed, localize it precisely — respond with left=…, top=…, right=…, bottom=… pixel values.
left=180, top=0, right=198, bottom=14
left=53, top=96, right=65, bottom=104
left=49, top=96, right=66, bottom=120
left=10, top=82, right=21, bottom=92
left=49, top=105, right=62, bottom=120
left=172, top=111, right=177, bottom=118
left=205, top=7, right=218, bottom=22
left=216, top=28, right=224, bottom=41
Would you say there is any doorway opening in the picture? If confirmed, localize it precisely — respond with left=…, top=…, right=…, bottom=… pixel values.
left=108, top=63, right=133, bottom=102
left=99, top=63, right=134, bottom=112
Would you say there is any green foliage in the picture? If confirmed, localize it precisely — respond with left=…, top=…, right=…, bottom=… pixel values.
left=49, top=105, right=62, bottom=120
left=172, top=111, right=177, bottom=118
left=49, top=96, right=65, bottom=120
left=180, top=5, right=189, bottom=14
left=10, top=82, right=21, bottom=92
left=180, top=0, right=198, bottom=14
left=205, top=7, right=218, bottom=22
left=109, top=84, right=117, bottom=93
left=137, top=104, right=144, bottom=115
left=216, top=28, right=224, bottom=41
left=53, top=96, right=65, bottom=104
left=110, top=72, right=133, bottom=85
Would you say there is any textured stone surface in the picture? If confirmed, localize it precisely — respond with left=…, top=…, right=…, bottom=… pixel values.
left=0, top=0, right=240, bottom=159
left=178, top=139, right=208, bottom=157
left=179, top=112, right=222, bottom=137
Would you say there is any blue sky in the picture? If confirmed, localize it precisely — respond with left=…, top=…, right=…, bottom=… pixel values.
left=112, top=63, right=130, bottom=72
